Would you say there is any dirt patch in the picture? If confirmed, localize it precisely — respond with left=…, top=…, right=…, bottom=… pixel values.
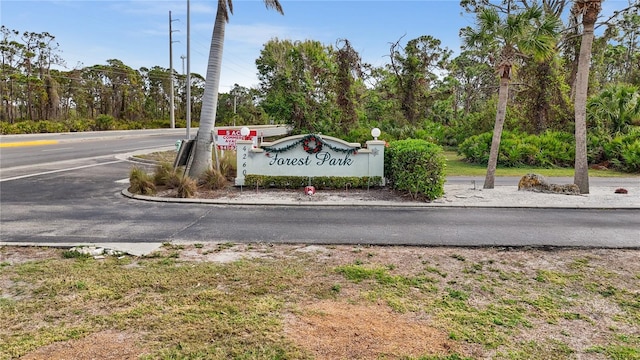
left=0, top=246, right=60, bottom=265
left=285, top=300, right=461, bottom=359
left=18, top=330, right=148, bottom=360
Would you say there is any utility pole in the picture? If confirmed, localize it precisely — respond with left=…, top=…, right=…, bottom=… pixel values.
left=186, top=0, right=192, bottom=139
left=169, top=11, right=179, bottom=129
left=233, top=94, right=237, bottom=126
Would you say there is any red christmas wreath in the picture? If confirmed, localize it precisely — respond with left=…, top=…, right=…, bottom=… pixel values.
left=302, top=136, right=323, bottom=154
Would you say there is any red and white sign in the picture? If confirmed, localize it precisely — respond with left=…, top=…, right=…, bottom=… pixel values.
left=216, top=129, right=257, bottom=150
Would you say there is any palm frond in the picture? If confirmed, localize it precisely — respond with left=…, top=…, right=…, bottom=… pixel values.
left=264, top=0, right=284, bottom=15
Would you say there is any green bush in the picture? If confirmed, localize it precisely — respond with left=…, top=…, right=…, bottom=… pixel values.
left=243, top=175, right=382, bottom=189
left=459, top=131, right=576, bottom=168
left=385, top=139, right=446, bottom=201
left=94, top=114, right=115, bottom=131
left=458, top=132, right=492, bottom=164
left=0, top=122, right=16, bottom=134
left=15, top=121, right=38, bottom=134
left=64, top=119, right=94, bottom=132
left=606, top=128, right=640, bottom=172
left=498, top=136, right=537, bottom=167
left=621, top=141, right=640, bottom=173
left=531, top=131, right=575, bottom=167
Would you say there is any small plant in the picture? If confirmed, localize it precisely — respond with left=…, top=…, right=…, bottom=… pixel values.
left=128, top=167, right=156, bottom=195
left=331, top=284, right=342, bottom=294
left=199, top=167, right=227, bottom=190
left=166, top=170, right=183, bottom=189
left=176, top=175, right=197, bottom=198
left=219, top=151, right=237, bottom=180
left=216, top=242, right=235, bottom=251
left=94, top=114, right=115, bottom=131
left=153, top=162, right=175, bottom=186
left=451, top=254, right=466, bottom=262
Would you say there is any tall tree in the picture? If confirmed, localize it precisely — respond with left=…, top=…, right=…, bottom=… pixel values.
left=572, top=0, right=602, bottom=194
left=189, top=0, right=284, bottom=177
left=335, top=39, right=363, bottom=131
left=462, top=5, right=560, bottom=189
left=388, top=35, right=452, bottom=124
left=257, top=38, right=336, bottom=133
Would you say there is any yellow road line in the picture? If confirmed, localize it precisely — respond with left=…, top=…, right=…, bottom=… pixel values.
left=0, top=140, right=59, bottom=148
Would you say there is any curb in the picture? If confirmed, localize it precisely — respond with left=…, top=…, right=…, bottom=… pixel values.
left=121, top=188, right=640, bottom=210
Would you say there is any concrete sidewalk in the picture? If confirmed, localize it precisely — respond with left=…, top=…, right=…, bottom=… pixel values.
left=122, top=179, right=640, bottom=209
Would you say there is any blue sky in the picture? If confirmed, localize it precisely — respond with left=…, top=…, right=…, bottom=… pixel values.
left=0, top=0, right=627, bottom=92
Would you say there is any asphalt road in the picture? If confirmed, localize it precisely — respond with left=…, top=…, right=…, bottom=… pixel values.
left=1, top=130, right=638, bottom=248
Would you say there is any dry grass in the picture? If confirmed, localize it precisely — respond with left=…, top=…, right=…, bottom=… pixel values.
left=1, top=244, right=638, bottom=360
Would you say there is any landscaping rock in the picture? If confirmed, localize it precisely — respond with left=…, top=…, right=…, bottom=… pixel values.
left=518, top=173, right=580, bottom=195
left=517, top=173, right=550, bottom=192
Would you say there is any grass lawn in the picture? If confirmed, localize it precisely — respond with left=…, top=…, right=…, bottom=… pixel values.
left=1, top=244, right=639, bottom=360
left=443, top=151, right=637, bottom=178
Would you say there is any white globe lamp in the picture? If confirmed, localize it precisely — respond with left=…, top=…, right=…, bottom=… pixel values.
left=371, top=127, right=381, bottom=140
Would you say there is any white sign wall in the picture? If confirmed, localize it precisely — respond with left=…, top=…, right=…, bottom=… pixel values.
left=235, top=134, right=385, bottom=186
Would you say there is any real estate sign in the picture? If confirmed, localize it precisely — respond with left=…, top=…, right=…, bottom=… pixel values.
left=216, top=129, right=257, bottom=150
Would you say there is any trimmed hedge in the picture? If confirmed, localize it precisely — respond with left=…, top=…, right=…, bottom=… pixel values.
left=243, top=175, right=383, bottom=189
left=384, top=139, right=446, bottom=200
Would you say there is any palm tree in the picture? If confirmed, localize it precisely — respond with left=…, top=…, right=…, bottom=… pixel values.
left=573, top=0, right=602, bottom=194
left=189, top=0, right=283, bottom=177
left=462, top=6, right=560, bottom=189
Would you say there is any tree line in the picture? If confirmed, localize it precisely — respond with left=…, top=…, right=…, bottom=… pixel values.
left=1, top=1, right=638, bottom=142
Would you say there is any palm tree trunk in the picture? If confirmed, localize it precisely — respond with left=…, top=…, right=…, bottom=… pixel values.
left=573, top=1, right=600, bottom=194
left=189, top=2, right=226, bottom=177
left=484, top=76, right=510, bottom=189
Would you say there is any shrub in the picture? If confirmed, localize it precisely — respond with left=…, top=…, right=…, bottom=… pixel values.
left=242, top=175, right=382, bottom=189
left=153, top=162, right=175, bottom=186
left=621, top=141, right=640, bottom=173
left=532, top=131, right=575, bottom=167
left=604, top=128, right=640, bottom=172
left=36, top=120, right=68, bottom=133
left=458, top=132, right=492, bottom=164
left=166, top=170, right=184, bottom=189
left=94, top=114, right=115, bottom=131
left=459, top=131, right=576, bottom=168
left=64, top=118, right=94, bottom=132
left=587, top=132, right=608, bottom=164
left=15, top=121, right=38, bottom=134
left=199, top=168, right=227, bottom=190
left=128, top=167, right=156, bottom=195
left=218, top=151, right=237, bottom=180
left=176, top=175, right=197, bottom=198
left=0, top=122, right=16, bottom=134
left=385, top=139, right=446, bottom=200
